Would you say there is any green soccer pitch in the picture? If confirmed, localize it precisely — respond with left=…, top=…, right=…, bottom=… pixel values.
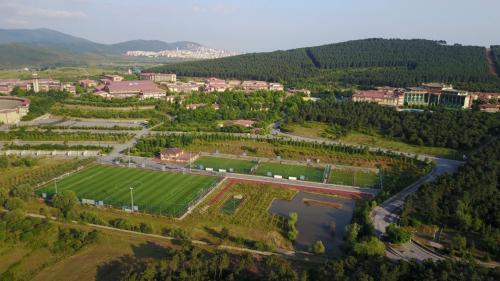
left=37, top=165, right=219, bottom=216
left=192, top=156, right=255, bottom=173
left=255, top=162, right=325, bottom=182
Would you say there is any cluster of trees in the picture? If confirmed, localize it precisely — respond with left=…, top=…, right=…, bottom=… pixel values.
left=62, top=95, right=158, bottom=107
left=112, top=242, right=498, bottom=281
left=109, top=218, right=154, bottom=234
left=10, top=87, right=71, bottom=120
left=0, top=155, right=37, bottom=168
left=51, top=106, right=165, bottom=120
left=39, top=125, right=142, bottom=131
left=402, top=139, right=500, bottom=260
left=385, top=224, right=412, bottom=244
left=288, top=99, right=500, bottom=150
left=4, top=143, right=112, bottom=153
left=155, top=91, right=300, bottom=132
left=132, top=133, right=402, bottom=159
left=148, top=38, right=500, bottom=91
left=0, top=129, right=133, bottom=142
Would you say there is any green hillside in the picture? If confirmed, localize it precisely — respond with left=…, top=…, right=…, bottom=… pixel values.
left=0, top=44, right=89, bottom=67
left=150, top=38, right=500, bottom=91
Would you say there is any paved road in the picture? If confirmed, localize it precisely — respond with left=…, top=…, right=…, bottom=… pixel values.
left=370, top=157, right=462, bottom=261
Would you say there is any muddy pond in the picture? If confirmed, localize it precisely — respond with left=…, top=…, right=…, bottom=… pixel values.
left=268, top=192, right=355, bottom=256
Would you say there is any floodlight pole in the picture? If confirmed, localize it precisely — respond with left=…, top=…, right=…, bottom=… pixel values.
left=128, top=147, right=131, bottom=167
left=54, top=179, right=58, bottom=195
left=130, top=186, right=134, bottom=212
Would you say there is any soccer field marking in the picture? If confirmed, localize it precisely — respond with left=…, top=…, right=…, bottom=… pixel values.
left=38, top=164, right=220, bottom=215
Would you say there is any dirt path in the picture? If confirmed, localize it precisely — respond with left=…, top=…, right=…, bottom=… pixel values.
left=485, top=48, right=498, bottom=75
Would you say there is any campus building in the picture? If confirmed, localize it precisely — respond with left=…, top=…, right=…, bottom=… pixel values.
left=140, top=73, right=176, bottom=83
left=353, top=83, right=474, bottom=109
left=352, top=88, right=404, bottom=107
left=0, top=74, right=75, bottom=94
left=166, top=82, right=200, bottom=93
left=159, top=148, right=198, bottom=163
left=99, top=80, right=166, bottom=99
left=0, top=96, right=30, bottom=124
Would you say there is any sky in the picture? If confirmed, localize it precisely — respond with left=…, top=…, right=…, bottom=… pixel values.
left=0, top=0, right=499, bottom=52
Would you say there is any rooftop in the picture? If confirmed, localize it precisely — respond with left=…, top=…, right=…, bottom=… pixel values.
left=105, top=80, right=164, bottom=93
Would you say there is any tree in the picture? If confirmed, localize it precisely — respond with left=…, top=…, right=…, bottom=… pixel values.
left=312, top=240, right=325, bottom=255
left=345, top=223, right=361, bottom=244
left=386, top=224, right=411, bottom=244
left=353, top=237, right=386, bottom=256
left=10, top=184, right=33, bottom=200
left=4, top=197, right=24, bottom=211
left=0, top=187, right=8, bottom=206
left=52, top=190, right=78, bottom=214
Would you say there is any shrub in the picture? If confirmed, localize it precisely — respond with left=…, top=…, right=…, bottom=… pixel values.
left=4, top=197, right=24, bottom=211
left=312, top=240, right=325, bottom=255
left=386, top=224, right=411, bottom=244
left=52, top=190, right=79, bottom=215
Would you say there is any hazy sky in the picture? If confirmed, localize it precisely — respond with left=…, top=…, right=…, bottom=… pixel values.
left=0, top=0, right=499, bottom=52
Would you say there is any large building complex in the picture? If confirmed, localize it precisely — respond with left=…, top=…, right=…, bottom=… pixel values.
left=0, top=74, right=75, bottom=94
left=353, top=84, right=474, bottom=109
left=0, top=96, right=30, bottom=124
left=140, top=73, right=176, bottom=83
left=96, top=80, right=166, bottom=99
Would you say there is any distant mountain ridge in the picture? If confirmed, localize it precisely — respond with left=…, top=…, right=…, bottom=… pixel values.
left=0, top=28, right=205, bottom=54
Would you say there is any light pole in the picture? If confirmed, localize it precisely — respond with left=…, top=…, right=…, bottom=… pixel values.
left=129, top=186, right=134, bottom=212
left=54, top=179, right=58, bottom=195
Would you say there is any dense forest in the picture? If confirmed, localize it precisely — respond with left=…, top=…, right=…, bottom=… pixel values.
left=287, top=99, right=500, bottom=150
left=492, top=46, right=500, bottom=75
left=401, top=138, right=500, bottom=260
left=149, top=39, right=500, bottom=91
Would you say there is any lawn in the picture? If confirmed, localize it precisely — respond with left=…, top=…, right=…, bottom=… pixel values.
left=255, top=162, right=325, bottom=182
left=329, top=169, right=379, bottom=187
left=193, top=156, right=255, bottom=173
left=281, top=121, right=330, bottom=139
left=339, top=132, right=460, bottom=159
left=281, top=122, right=460, bottom=159
left=220, top=197, right=243, bottom=215
left=37, top=165, right=219, bottom=216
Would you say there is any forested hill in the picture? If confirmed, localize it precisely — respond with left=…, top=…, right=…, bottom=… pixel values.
left=492, top=46, right=500, bottom=74
left=149, top=38, right=500, bottom=91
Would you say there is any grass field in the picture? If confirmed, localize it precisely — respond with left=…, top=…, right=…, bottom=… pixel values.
left=339, top=132, right=460, bottom=159
left=220, top=197, right=243, bottom=215
left=282, top=122, right=460, bottom=159
left=255, top=162, right=325, bottom=182
left=329, top=169, right=379, bottom=187
left=37, top=165, right=218, bottom=216
left=193, top=156, right=255, bottom=173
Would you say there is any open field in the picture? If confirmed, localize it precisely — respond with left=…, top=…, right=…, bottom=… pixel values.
left=339, top=132, right=460, bottom=159
left=193, top=156, right=255, bottom=173
left=0, top=67, right=118, bottom=82
left=282, top=122, right=460, bottom=158
left=37, top=165, right=219, bottom=216
left=255, top=162, right=325, bottom=182
left=281, top=121, right=330, bottom=139
left=328, top=169, right=379, bottom=187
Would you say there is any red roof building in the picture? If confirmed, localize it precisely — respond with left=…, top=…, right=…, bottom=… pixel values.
left=102, top=80, right=166, bottom=99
